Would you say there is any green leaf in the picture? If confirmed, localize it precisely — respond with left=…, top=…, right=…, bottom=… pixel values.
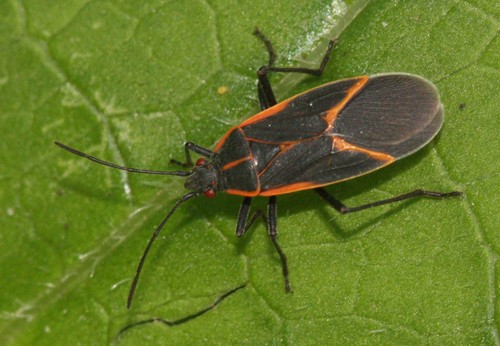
left=1, top=0, right=498, bottom=344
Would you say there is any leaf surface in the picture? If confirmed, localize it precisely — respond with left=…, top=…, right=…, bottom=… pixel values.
left=0, top=0, right=498, bottom=344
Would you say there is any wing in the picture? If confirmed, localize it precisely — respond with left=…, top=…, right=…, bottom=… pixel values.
left=332, top=74, right=443, bottom=158
left=241, top=74, right=442, bottom=149
left=240, top=76, right=369, bottom=142
left=252, top=74, right=444, bottom=196
left=258, top=136, right=396, bottom=195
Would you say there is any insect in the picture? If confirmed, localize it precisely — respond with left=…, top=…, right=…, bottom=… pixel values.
left=56, top=29, right=461, bottom=308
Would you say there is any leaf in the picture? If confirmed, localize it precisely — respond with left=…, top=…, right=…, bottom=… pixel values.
left=0, top=0, right=498, bottom=344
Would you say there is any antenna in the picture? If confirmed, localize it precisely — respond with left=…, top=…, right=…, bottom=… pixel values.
left=127, top=191, right=200, bottom=308
left=55, top=141, right=199, bottom=307
left=55, top=141, right=191, bottom=176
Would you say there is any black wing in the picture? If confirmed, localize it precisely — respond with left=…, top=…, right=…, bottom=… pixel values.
left=333, top=74, right=443, bottom=157
left=251, top=74, right=443, bottom=195
left=241, top=77, right=365, bottom=142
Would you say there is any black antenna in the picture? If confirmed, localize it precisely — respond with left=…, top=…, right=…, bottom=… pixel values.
left=127, top=191, right=200, bottom=308
left=55, top=141, right=191, bottom=176
left=55, top=141, right=199, bottom=307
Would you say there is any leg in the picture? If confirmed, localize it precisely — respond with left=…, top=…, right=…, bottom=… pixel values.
left=267, top=196, right=291, bottom=292
left=314, top=187, right=462, bottom=214
left=170, top=141, right=214, bottom=167
left=235, top=197, right=264, bottom=236
left=235, top=197, right=270, bottom=237
left=235, top=196, right=291, bottom=292
left=254, top=28, right=336, bottom=109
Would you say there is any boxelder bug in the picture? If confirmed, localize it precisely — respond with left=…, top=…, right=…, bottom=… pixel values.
left=56, top=29, right=461, bottom=308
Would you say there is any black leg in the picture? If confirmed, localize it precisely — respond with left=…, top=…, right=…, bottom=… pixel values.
left=267, top=196, right=291, bottom=292
left=235, top=197, right=267, bottom=237
left=170, top=141, right=214, bottom=167
left=235, top=196, right=291, bottom=293
left=235, top=197, right=265, bottom=236
left=314, top=187, right=462, bottom=214
left=257, top=79, right=274, bottom=110
left=253, top=28, right=336, bottom=110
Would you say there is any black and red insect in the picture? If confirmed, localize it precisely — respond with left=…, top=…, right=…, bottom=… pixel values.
left=55, top=29, right=461, bottom=308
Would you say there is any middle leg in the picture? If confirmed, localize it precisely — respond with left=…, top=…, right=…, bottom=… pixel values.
left=235, top=196, right=291, bottom=292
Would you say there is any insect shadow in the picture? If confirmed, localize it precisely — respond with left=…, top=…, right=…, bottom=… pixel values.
left=114, top=284, right=246, bottom=343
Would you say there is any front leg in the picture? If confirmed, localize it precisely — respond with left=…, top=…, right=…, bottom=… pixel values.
left=235, top=197, right=264, bottom=236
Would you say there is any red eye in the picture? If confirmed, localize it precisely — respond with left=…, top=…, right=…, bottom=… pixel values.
left=195, top=158, right=206, bottom=166
left=204, top=189, right=216, bottom=198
